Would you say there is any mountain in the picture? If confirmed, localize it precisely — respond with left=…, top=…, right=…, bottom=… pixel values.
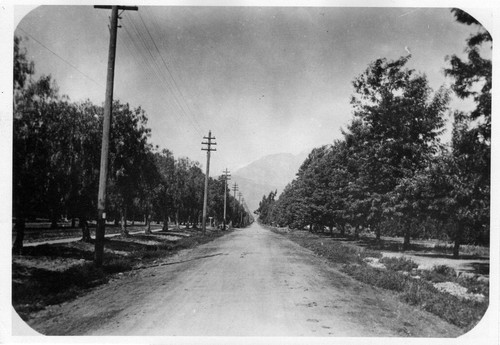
left=232, top=152, right=309, bottom=213
left=229, top=175, right=278, bottom=216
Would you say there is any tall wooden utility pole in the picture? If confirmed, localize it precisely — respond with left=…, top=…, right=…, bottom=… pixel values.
left=201, top=131, right=216, bottom=233
left=94, top=5, right=138, bottom=267
left=222, top=168, right=231, bottom=230
left=240, top=197, right=245, bottom=226
left=232, top=182, right=239, bottom=199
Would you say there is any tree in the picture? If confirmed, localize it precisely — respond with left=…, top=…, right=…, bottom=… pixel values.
left=13, top=37, right=104, bottom=249
left=430, top=113, right=489, bottom=257
left=208, top=178, right=226, bottom=226
left=263, top=142, right=351, bottom=234
left=107, top=102, right=152, bottom=236
left=293, top=146, right=335, bottom=232
left=436, top=8, right=491, bottom=257
left=346, top=55, right=449, bottom=246
left=65, top=101, right=102, bottom=241
left=13, top=71, right=64, bottom=252
left=272, top=180, right=307, bottom=229
left=152, top=149, right=176, bottom=230
left=321, top=140, right=353, bottom=236
left=255, top=190, right=277, bottom=225
left=13, top=36, right=34, bottom=95
left=176, top=158, right=204, bottom=227
left=137, top=150, right=162, bottom=234
left=13, top=35, right=221, bottom=255
left=445, top=8, right=491, bottom=141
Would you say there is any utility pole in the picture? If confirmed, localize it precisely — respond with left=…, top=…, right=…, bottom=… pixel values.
left=232, top=182, right=239, bottom=199
left=222, top=168, right=231, bottom=230
left=94, top=5, right=138, bottom=267
left=201, top=130, right=216, bottom=233
left=240, top=197, right=245, bottom=226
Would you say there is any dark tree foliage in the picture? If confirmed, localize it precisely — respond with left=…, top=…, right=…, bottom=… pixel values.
left=152, top=149, right=176, bottom=230
left=105, top=102, right=153, bottom=236
left=255, top=190, right=278, bottom=225
left=258, top=10, right=490, bottom=256
left=445, top=8, right=492, bottom=140
left=346, top=55, right=449, bottom=245
left=271, top=180, right=304, bottom=229
left=13, top=36, right=34, bottom=92
left=13, top=36, right=240, bottom=253
left=439, top=8, right=491, bottom=256
left=205, top=176, right=249, bottom=228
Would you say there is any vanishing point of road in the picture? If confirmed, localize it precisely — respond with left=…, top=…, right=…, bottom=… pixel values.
left=25, top=222, right=460, bottom=337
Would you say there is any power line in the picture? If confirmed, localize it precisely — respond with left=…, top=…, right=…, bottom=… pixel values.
left=96, top=10, right=178, bottom=152
left=120, top=12, right=203, bottom=150
left=121, top=18, right=186, bottom=124
left=17, top=13, right=206, bottom=153
left=117, top=22, right=175, bottom=152
left=144, top=7, right=200, bottom=114
left=106, top=11, right=203, bottom=154
left=18, top=15, right=176, bottom=157
left=136, top=11, right=204, bottom=136
left=94, top=10, right=182, bottom=154
left=123, top=12, right=203, bottom=137
left=16, top=26, right=104, bottom=88
left=139, top=9, right=205, bottom=134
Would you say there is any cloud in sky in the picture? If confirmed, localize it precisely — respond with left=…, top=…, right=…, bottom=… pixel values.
left=13, top=5, right=488, bottom=175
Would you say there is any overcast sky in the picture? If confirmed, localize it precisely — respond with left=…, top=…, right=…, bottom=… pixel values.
left=11, top=4, right=492, bottom=176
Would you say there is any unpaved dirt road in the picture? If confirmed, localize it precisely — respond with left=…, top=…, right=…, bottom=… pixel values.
left=24, top=223, right=461, bottom=337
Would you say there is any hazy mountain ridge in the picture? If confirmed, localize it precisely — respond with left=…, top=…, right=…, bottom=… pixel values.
left=230, top=175, right=278, bottom=215
left=233, top=152, right=309, bottom=212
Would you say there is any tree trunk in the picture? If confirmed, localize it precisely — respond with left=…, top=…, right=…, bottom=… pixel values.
left=453, top=222, right=464, bottom=259
left=403, top=229, right=411, bottom=251
left=121, top=206, right=129, bottom=236
left=71, top=217, right=76, bottom=228
left=354, top=225, right=360, bottom=241
left=375, top=225, right=381, bottom=241
left=162, top=213, right=168, bottom=231
left=145, top=214, right=152, bottom=234
left=340, top=224, right=345, bottom=237
left=80, top=216, right=91, bottom=242
left=193, top=211, right=199, bottom=229
left=12, top=216, right=25, bottom=255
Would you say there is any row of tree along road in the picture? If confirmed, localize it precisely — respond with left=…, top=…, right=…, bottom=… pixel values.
left=256, top=9, right=490, bottom=258
left=12, top=36, right=252, bottom=255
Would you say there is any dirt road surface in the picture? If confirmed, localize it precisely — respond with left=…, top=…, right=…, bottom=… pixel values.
left=24, top=223, right=461, bottom=337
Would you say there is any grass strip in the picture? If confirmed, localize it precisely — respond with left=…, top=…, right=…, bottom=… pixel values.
left=12, top=229, right=231, bottom=320
left=268, top=226, right=488, bottom=332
